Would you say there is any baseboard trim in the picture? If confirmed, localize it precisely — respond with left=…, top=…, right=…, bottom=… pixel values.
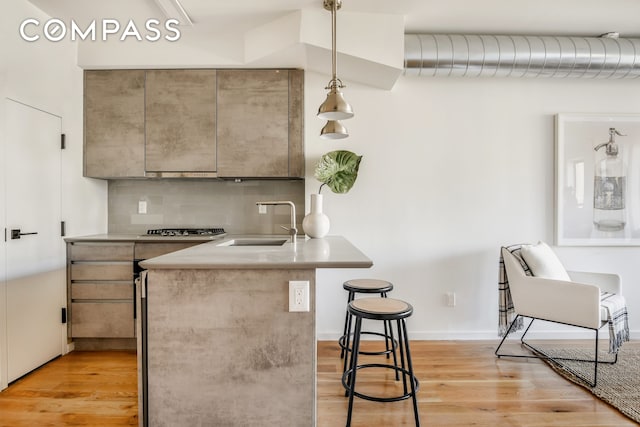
left=72, top=338, right=137, bottom=351
left=317, top=329, right=640, bottom=342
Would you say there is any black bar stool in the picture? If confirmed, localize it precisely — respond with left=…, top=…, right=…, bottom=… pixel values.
left=339, top=279, right=397, bottom=378
left=342, top=297, right=420, bottom=427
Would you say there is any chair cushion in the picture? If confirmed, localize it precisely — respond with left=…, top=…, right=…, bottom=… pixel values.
left=520, top=241, right=571, bottom=281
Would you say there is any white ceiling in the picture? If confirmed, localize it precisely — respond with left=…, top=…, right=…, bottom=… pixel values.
left=27, top=0, right=640, bottom=37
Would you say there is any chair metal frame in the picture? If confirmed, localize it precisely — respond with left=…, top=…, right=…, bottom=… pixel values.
left=495, top=314, right=618, bottom=387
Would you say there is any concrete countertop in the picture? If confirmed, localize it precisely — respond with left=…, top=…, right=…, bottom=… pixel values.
left=139, top=235, right=373, bottom=270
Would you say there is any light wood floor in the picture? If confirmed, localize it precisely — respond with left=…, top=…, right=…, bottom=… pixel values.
left=0, top=351, right=138, bottom=427
left=319, top=340, right=639, bottom=427
left=0, top=341, right=636, bottom=426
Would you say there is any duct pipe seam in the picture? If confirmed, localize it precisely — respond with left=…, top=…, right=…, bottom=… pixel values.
left=404, top=34, right=640, bottom=78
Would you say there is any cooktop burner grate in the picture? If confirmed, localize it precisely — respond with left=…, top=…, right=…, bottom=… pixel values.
left=146, top=227, right=226, bottom=237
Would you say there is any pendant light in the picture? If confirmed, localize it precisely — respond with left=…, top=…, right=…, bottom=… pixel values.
left=320, top=120, right=349, bottom=139
left=318, top=0, right=354, bottom=139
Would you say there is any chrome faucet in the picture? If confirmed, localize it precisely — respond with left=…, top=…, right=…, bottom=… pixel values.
left=256, top=201, right=297, bottom=243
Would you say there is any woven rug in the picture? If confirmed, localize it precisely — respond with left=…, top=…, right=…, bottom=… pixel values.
left=536, top=344, right=640, bottom=423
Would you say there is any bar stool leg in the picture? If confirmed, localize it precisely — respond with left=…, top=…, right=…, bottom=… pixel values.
left=342, top=329, right=352, bottom=390
left=382, top=292, right=391, bottom=359
left=400, top=318, right=420, bottom=426
left=341, top=292, right=356, bottom=381
left=382, top=291, right=399, bottom=381
left=340, top=291, right=355, bottom=359
left=343, top=309, right=355, bottom=397
left=383, top=319, right=390, bottom=357
left=396, top=319, right=409, bottom=395
left=346, top=316, right=363, bottom=427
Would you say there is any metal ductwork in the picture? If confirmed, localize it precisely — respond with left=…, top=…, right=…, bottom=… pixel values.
left=404, top=34, right=640, bottom=78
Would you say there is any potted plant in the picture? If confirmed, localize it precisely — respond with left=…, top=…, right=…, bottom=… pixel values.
left=303, top=150, right=362, bottom=238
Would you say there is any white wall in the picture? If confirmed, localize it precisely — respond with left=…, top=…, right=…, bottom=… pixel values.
left=9, top=0, right=640, bottom=343
left=305, top=72, right=640, bottom=340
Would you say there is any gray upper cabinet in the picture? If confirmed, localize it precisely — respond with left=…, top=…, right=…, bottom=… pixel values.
left=83, top=69, right=303, bottom=179
left=217, top=69, right=304, bottom=178
left=84, top=70, right=146, bottom=178
left=288, top=70, right=304, bottom=178
left=145, top=70, right=217, bottom=174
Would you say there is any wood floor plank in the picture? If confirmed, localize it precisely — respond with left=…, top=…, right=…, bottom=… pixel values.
left=0, top=342, right=636, bottom=426
left=0, top=351, right=138, bottom=427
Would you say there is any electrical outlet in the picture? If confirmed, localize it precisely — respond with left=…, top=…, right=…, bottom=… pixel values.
left=138, top=200, right=147, bottom=214
left=446, top=291, right=456, bottom=307
left=289, top=281, right=309, bottom=312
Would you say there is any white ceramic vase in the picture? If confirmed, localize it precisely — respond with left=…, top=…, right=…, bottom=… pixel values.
left=303, top=194, right=330, bottom=238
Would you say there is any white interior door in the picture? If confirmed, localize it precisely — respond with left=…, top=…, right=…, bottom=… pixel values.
left=4, top=99, right=65, bottom=383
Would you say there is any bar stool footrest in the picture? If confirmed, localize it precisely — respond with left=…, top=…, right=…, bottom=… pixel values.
left=338, top=331, right=398, bottom=356
left=342, top=363, right=420, bottom=403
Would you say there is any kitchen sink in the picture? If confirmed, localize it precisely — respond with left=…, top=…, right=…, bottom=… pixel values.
left=217, top=238, right=288, bottom=247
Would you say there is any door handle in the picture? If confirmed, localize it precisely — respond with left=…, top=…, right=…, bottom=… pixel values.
left=11, top=229, right=38, bottom=240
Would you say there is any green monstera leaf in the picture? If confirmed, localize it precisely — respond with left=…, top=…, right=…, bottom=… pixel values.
left=314, top=150, right=363, bottom=194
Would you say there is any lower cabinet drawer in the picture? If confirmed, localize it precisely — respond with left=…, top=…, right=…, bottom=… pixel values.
left=71, top=302, right=135, bottom=338
left=69, top=243, right=134, bottom=261
left=71, top=282, right=133, bottom=300
left=71, top=262, right=132, bottom=281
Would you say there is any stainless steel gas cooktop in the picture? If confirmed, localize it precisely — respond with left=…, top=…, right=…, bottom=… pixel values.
left=145, top=227, right=226, bottom=237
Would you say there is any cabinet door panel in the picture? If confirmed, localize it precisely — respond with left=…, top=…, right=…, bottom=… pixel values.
left=145, top=70, right=217, bottom=172
left=71, top=302, right=134, bottom=338
left=217, top=70, right=290, bottom=177
left=84, top=70, right=145, bottom=178
left=288, top=70, right=304, bottom=178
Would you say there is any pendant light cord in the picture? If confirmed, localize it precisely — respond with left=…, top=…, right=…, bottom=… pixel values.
left=326, top=0, right=344, bottom=90
left=331, top=0, right=337, bottom=82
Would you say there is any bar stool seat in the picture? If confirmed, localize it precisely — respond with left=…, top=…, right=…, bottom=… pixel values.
left=344, top=279, right=394, bottom=294
left=339, top=279, right=396, bottom=363
left=343, top=297, right=420, bottom=426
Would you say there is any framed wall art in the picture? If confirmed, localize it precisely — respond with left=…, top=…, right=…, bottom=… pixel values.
left=556, top=113, right=640, bottom=246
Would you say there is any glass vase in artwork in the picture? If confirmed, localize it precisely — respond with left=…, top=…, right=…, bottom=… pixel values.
left=593, top=128, right=626, bottom=232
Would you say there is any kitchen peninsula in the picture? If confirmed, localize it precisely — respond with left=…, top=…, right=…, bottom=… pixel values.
left=137, top=236, right=372, bottom=427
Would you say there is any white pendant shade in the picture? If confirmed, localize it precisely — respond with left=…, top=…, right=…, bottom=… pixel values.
left=320, top=120, right=349, bottom=139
